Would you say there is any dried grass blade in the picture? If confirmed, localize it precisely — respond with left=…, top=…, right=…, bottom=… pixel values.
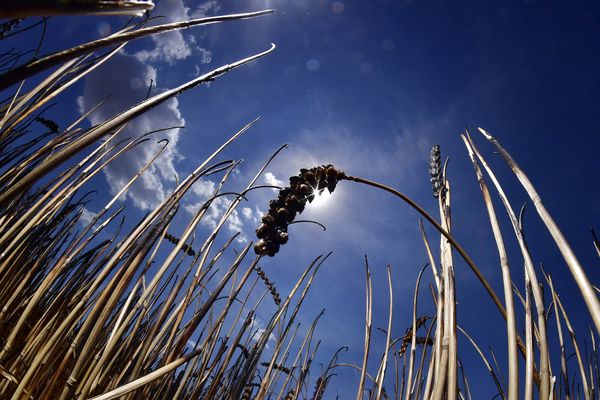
left=466, top=130, right=549, bottom=396
left=462, top=134, right=519, bottom=400
left=0, top=9, right=273, bottom=90
left=375, top=266, right=393, bottom=400
left=356, top=256, right=372, bottom=400
left=478, top=127, right=600, bottom=337
left=404, top=264, right=427, bottom=399
left=457, top=326, right=506, bottom=400
left=88, top=348, right=202, bottom=400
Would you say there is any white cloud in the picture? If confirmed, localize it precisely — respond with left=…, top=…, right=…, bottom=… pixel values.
left=79, top=0, right=224, bottom=211
left=263, top=172, right=284, bottom=190
left=190, top=0, right=221, bottom=19
left=134, top=0, right=214, bottom=65
left=195, top=46, right=212, bottom=64
left=183, top=180, right=247, bottom=243
left=135, top=0, right=191, bottom=64
left=249, top=316, right=276, bottom=349
left=241, top=207, right=256, bottom=222
left=78, top=51, right=184, bottom=211
left=79, top=207, right=97, bottom=227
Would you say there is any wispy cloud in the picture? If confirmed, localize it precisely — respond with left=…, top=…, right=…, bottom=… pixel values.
left=265, top=121, right=434, bottom=188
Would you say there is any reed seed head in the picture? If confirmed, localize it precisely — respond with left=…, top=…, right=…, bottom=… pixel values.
left=428, top=145, right=444, bottom=199
left=254, top=164, right=345, bottom=256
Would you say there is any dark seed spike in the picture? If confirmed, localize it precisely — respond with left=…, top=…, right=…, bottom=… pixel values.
left=254, top=165, right=345, bottom=256
left=254, top=265, right=281, bottom=306
left=297, top=184, right=310, bottom=196
left=429, top=145, right=443, bottom=199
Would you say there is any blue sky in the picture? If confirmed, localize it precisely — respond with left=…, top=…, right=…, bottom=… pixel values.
left=4, top=0, right=600, bottom=397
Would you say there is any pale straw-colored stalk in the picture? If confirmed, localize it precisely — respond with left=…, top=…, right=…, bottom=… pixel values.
left=462, top=134, right=518, bottom=400
left=478, top=127, right=600, bottom=337
left=356, top=257, right=373, bottom=400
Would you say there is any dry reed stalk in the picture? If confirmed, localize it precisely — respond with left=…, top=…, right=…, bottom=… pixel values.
left=0, top=10, right=273, bottom=91
left=0, top=0, right=154, bottom=18
left=275, top=319, right=322, bottom=400
left=91, top=166, right=236, bottom=365
left=137, top=165, right=241, bottom=368
left=523, top=254, right=535, bottom=399
left=0, top=126, right=119, bottom=231
left=0, top=54, right=83, bottom=129
left=0, top=8, right=339, bottom=400
left=549, top=276, right=571, bottom=399
left=256, top=164, right=515, bottom=350
left=477, top=127, right=600, bottom=337
left=465, top=130, right=550, bottom=397
left=230, top=254, right=329, bottom=399
left=457, top=326, right=506, bottom=399
left=0, top=138, right=130, bottom=359
left=356, top=257, right=373, bottom=400
left=257, top=281, right=326, bottom=399
left=546, top=273, right=591, bottom=400
left=280, top=319, right=321, bottom=399
left=311, top=346, right=346, bottom=400
left=88, top=347, right=203, bottom=400
left=155, top=144, right=288, bottom=384
left=404, top=264, right=428, bottom=399
left=438, top=162, right=457, bottom=400
left=3, top=5, right=599, bottom=396
left=342, top=174, right=513, bottom=329
left=55, top=220, right=169, bottom=398
left=415, top=315, right=437, bottom=399
left=420, top=219, right=441, bottom=290
left=1, top=44, right=126, bottom=138
left=253, top=160, right=563, bottom=398
left=182, top=263, right=254, bottom=396
left=427, top=264, right=444, bottom=398
left=458, top=359, right=472, bottom=399
left=462, top=135, right=519, bottom=400
left=262, top=323, right=301, bottom=398
left=374, top=266, right=393, bottom=400
left=592, top=229, right=600, bottom=259
left=2, top=131, right=161, bottom=270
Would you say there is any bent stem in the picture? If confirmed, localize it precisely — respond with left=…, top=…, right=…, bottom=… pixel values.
left=341, top=175, right=507, bottom=323
left=339, top=173, right=545, bottom=393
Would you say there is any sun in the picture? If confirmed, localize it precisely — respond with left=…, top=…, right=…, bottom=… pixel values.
left=310, top=187, right=332, bottom=208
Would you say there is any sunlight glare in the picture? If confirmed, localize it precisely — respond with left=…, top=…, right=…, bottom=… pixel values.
left=310, top=188, right=332, bottom=209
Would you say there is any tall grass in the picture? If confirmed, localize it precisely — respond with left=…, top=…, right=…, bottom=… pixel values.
left=1, top=4, right=599, bottom=399
left=0, top=6, right=330, bottom=400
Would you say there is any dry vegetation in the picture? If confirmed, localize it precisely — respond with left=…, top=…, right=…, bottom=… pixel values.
left=1, top=3, right=599, bottom=399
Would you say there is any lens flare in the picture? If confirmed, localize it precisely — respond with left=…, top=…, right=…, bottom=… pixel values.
left=310, top=187, right=332, bottom=208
